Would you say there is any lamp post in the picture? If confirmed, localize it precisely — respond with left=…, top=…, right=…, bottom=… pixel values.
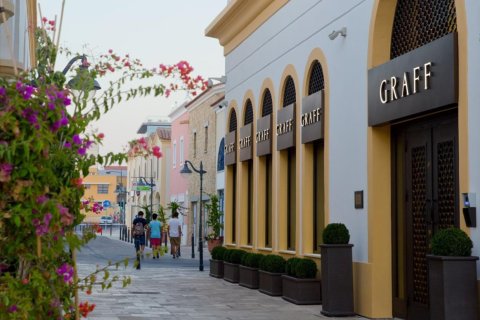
left=106, top=169, right=126, bottom=224
left=180, top=160, right=206, bottom=271
left=132, top=176, right=155, bottom=220
left=62, top=55, right=101, bottom=101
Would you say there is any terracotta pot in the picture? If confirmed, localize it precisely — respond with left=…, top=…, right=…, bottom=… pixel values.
left=207, top=238, right=223, bottom=252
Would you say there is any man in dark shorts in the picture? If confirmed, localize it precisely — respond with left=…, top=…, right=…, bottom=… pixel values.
left=132, top=211, right=147, bottom=269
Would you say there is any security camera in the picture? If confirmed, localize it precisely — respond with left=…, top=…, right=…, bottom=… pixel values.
left=328, top=27, right=347, bottom=40
left=218, top=101, right=228, bottom=109
left=328, top=30, right=338, bottom=40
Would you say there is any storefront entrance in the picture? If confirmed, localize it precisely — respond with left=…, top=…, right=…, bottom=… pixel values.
left=392, top=111, right=459, bottom=320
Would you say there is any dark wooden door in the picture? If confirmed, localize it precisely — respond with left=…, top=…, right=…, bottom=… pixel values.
left=403, top=115, right=458, bottom=320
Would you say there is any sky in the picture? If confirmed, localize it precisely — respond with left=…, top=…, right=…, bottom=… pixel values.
left=39, top=0, right=226, bottom=154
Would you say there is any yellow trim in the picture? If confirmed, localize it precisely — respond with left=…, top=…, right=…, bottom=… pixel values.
left=205, top=0, right=289, bottom=55
left=239, top=90, right=256, bottom=246
left=256, top=79, right=276, bottom=249
left=301, top=48, right=330, bottom=255
left=27, top=0, right=37, bottom=67
left=225, top=101, right=238, bottom=246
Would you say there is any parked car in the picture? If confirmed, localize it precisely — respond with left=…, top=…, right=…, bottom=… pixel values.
left=100, top=216, right=113, bottom=224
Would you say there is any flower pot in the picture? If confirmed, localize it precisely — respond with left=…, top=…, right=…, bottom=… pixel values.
left=427, top=255, right=479, bottom=320
left=239, top=265, right=259, bottom=289
left=320, top=244, right=355, bottom=317
left=258, top=270, right=284, bottom=296
left=207, top=238, right=223, bottom=253
left=281, top=275, right=321, bottom=305
left=209, top=259, right=224, bottom=278
left=223, top=262, right=239, bottom=283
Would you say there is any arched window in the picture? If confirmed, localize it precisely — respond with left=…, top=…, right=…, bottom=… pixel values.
left=308, top=60, right=325, bottom=95
left=217, top=138, right=225, bottom=171
left=244, top=99, right=254, bottom=245
left=283, top=76, right=296, bottom=107
left=262, top=89, right=273, bottom=116
left=261, top=89, right=273, bottom=247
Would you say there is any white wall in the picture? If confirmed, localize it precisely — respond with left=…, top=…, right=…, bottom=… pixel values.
left=224, top=0, right=372, bottom=262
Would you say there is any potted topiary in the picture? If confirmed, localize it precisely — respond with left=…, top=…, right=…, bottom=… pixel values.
left=209, top=246, right=227, bottom=278
left=282, top=257, right=321, bottom=305
left=239, top=252, right=263, bottom=289
left=427, top=227, right=478, bottom=320
left=205, top=194, right=224, bottom=252
left=320, top=223, right=355, bottom=316
left=223, top=249, right=246, bottom=283
left=258, top=254, right=286, bottom=296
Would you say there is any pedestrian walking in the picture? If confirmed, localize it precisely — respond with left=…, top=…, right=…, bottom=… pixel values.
left=168, top=210, right=182, bottom=259
left=149, top=213, right=162, bottom=259
left=132, top=211, right=147, bottom=269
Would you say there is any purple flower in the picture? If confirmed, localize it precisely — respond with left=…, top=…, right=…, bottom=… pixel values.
left=32, top=212, right=52, bottom=236
left=7, top=305, right=17, bottom=313
left=77, top=147, right=87, bottom=156
left=63, top=141, right=72, bottom=148
left=36, top=195, right=49, bottom=204
left=56, top=263, right=74, bottom=283
left=73, top=134, right=82, bottom=145
left=0, top=163, right=13, bottom=182
left=84, top=139, right=93, bottom=149
left=50, top=121, right=61, bottom=132
left=0, top=87, right=6, bottom=96
left=16, top=81, right=35, bottom=100
left=22, top=108, right=39, bottom=128
left=63, top=97, right=71, bottom=106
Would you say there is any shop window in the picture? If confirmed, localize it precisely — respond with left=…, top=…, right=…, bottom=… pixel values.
left=97, top=184, right=109, bottom=194
left=217, top=138, right=225, bottom=171
left=261, top=89, right=273, bottom=247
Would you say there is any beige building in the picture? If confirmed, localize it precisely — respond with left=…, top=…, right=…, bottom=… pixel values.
left=185, top=84, right=225, bottom=245
left=81, top=166, right=118, bottom=223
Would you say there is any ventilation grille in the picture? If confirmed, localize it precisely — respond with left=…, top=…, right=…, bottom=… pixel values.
left=283, top=76, right=296, bottom=107
left=229, top=110, right=237, bottom=132
left=244, top=100, right=253, bottom=125
left=391, top=0, right=457, bottom=59
left=308, top=60, right=325, bottom=95
left=262, top=90, right=273, bottom=117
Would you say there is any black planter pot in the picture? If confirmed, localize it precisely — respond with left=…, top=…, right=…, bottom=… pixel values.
left=209, top=259, right=224, bottom=278
left=223, top=262, right=239, bottom=283
left=320, top=244, right=355, bottom=317
left=281, top=275, right=322, bottom=305
left=427, top=255, right=479, bottom=320
left=258, top=270, right=284, bottom=296
left=239, top=265, right=259, bottom=289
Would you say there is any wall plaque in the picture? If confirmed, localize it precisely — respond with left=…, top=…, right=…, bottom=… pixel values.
left=368, top=33, right=458, bottom=126
left=301, top=91, right=324, bottom=144
left=224, top=130, right=236, bottom=165
left=256, top=114, right=272, bottom=156
left=239, top=123, right=253, bottom=162
left=277, top=103, right=295, bottom=151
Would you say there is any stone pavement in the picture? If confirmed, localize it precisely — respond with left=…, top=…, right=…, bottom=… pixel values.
left=77, top=236, right=365, bottom=320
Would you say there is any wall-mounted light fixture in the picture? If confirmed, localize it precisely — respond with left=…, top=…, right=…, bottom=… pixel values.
left=328, top=27, right=347, bottom=40
left=207, top=76, right=226, bottom=88
left=218, top=100, right=228, bottom=109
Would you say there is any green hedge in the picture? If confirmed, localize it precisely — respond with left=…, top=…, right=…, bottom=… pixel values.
left=211, top=246, right=227, bottom=261
left=241, top=252, right=264, bottom=268
left=259, top=254, right=286, bottom=273
left=285, top=257, right=302, bottom=277
left=430, top=227, right=473, bottom=256
left=323, top=223, right=350, bottom=244
left=286, top=257, right=317, bottom=279
left=225, top=249, right=247, bottom=264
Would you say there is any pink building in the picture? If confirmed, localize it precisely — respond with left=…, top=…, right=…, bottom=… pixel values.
left=168, top=102, right=190, bottom=245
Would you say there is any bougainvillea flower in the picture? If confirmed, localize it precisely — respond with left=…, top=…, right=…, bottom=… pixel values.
left=7, top=305, right=17, bottom=313
left=78, top=301, right=95, bottom=318
left=56, top=263, right=74, bottom=283
left=71, top=178, right=83, bottom=187
left=58, top=204, right=74, bottom=226
left=97, top=133, right=105, bottom=139
left=0, top=163, right=13, bottom=182
left=36, top=195, right=49, bottom=204
left=73, top=134, right=82, bottom=145
left=152, top=146, right=163, bottom=158
left=16, top=82, right=35, bottom=100
left=77, top=147, right=87, bottom=156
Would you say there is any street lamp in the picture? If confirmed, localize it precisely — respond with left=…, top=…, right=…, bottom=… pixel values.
left=62, top=55, right=101, bottom=101
left=106, top=170, right=126, bottom=224
left=132, top=176, right=156, bottom=220
left=180, top=160, right=207, bottom=271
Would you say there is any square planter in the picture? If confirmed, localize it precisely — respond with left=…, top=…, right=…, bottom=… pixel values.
left=258, top=270, right=284, bottom=296
left=209, top=259, right=224, bottom=278
left=223, top=262, right=239, bottom=283
left=427, top=255, right=479, bottom=320
left=281, top=275, right=321, bottom=305
left=239, top=265, right=259, bottom=289
left=320, top=244, right=355, bottom=317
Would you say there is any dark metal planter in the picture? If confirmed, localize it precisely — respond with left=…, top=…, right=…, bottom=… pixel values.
left=427, top=255, right=479, bottom=320
left=223, top=262, right=239, bottom=283
left=209, top=259, right=224, bottom=278
left=281, top=275, right=321, bottom=305
left=239, top=265, right=259, bottom=289
left=320, top=244, right=355, bottom=317
left=258, top=270, right=284, bottom=296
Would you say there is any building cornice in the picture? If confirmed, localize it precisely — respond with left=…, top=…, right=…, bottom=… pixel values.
left=205, top=0, right=288, bottom=55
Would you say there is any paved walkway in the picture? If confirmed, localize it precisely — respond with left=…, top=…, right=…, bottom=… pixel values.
left=77, top=236, right=365, bottom=320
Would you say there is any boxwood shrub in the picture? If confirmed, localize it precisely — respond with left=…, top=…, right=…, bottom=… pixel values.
left=211, top=246, right=227, bottom=261
left=226, top=249, right=247, bottom=264
left=241, top=252, right=263, bottom=268
left=294, top=258, right=317, bottom=279
left=430, top=227, right=473, bottom=257
left=259, top=254, right=286, bottom=273
left=323, top=223, right=350, bottom=244
left=222, top=248, right=232, bottom=262
left=285, top=257, right=302, bottom=277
